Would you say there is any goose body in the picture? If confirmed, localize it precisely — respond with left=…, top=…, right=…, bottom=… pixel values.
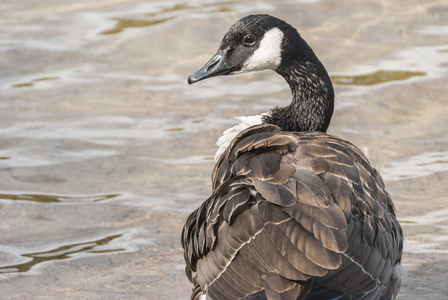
left=182, top=15, right=403, bottom=300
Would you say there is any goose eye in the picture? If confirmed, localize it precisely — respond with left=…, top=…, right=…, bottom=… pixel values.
left=243, top=34, right=256, bottom=46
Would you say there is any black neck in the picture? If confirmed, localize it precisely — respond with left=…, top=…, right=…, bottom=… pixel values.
left=263, top=59, right=334, bottom=133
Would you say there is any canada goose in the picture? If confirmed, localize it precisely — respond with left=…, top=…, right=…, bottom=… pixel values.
left=182, top=14, right=403, bottom=300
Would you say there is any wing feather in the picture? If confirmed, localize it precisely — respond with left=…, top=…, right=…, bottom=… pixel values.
left=182, top=124, right=403, bottom=300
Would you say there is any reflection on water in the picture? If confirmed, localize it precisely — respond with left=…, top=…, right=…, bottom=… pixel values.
left=0, top=192, right=120, bottom=203
left=97, top=1, right=276, bottom=37
left=333, top=43, right=448, bottom=98
left=11, top=77, right=59, bottom=88
left=101, top=17, right=176, bottom=35
left=164, top=127, right=184, bottom=132
left=100, top=1, right=236, bottom=35
left=382, top=151, right=448, bottom=181
left=401, top=208, right=448, bottom=254
left=399, top=220, right=418, bottom=224
left=331, top=70, right=426, bottom=86
left=33, top=77, right=59, bottom=82
left=0, top=234, right=124, bottom=274
left=11, top=83, right=33, bottom=88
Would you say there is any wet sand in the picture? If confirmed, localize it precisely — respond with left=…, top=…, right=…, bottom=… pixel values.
left=1, top=0, right=447, bottom=299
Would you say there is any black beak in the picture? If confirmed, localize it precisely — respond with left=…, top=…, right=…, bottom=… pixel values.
left=188, top=50, right=233, bottom=84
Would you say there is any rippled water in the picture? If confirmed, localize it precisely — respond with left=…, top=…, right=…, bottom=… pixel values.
left=1, top=0, right=448, bottom=299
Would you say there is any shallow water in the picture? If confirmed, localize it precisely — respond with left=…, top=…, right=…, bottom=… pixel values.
left=1, top=0, right=448, bottom=299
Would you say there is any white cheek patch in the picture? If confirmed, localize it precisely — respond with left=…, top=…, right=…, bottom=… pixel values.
left=241, top=27, right=284, bottom=72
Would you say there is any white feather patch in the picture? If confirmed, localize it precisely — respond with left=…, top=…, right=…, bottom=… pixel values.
left=215, top=114, right=267, bottom=161
left=241, top=27, right=284, bottom=72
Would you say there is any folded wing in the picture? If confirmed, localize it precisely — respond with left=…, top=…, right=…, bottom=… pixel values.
left=182, top=124, right=402, bottom=300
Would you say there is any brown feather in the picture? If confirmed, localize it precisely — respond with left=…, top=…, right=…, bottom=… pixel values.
left=182, top=124, right=403, bottom=300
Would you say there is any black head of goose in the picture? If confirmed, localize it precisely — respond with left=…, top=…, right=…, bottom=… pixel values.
left=182, top=14, right=403, bottom=300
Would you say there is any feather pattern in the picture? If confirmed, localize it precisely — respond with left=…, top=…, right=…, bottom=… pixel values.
left=182, top=124, right=402, bottom=300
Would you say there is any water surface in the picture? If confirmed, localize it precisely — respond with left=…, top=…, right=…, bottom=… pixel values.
left=1, top=0, right=448, bottom=299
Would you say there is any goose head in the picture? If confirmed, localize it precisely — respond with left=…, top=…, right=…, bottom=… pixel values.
left=188, top=14, right=321, bottom=84
left=188, top=14, right=334, bottom=133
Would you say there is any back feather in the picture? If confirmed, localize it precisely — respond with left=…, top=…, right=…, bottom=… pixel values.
left=182, top=124, right=402, bottom=300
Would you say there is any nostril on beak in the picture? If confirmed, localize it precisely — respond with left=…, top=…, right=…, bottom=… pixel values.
left=205, top=60, right=219, bottom=72
left=187, top=50, right=229, bottom=84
